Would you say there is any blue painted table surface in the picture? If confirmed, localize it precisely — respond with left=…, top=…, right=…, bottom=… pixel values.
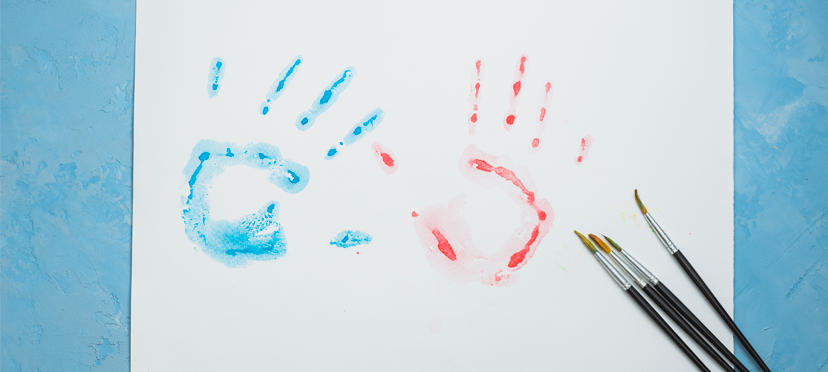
left=2, top=0, right=826, bottom=370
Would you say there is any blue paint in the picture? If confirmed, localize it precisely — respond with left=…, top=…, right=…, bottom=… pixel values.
left=181, top=140, right=309, bottom=267
left=207, top=57, right=225, bottom=98
left=260, top=56, right=302, bottom=116
left=186, top=151, right=210, bottom=200
left=296, top=68, right=354, bottom=130
left=324, top=108, right=385, bottom=160
left=734, top=1, right=828, bottom=371
left=330, top=230, right=373, bottom=248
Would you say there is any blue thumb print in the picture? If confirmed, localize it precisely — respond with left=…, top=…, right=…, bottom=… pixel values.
left=181, top=140, right=309, bottom=267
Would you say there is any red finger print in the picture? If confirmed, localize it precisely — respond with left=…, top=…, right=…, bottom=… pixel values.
left=412, top=145, right=554, bottom=286
left=371, top=142, right=398, bottom=174
left=467, top=60, right=482, bottom=134
left=504, top=55, right=527, bottom=130
left=532, top=82, right=552, bottom=149
left=576, top=135, right=595, bottom=163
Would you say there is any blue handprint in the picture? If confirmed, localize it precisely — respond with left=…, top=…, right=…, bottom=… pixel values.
left=187, top=57, right=382, bottom=267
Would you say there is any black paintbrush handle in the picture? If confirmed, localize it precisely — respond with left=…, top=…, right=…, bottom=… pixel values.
left=626, top=287, right=711, bottom=372
left=655, top=282, right=750, bottom=372
left=673, top=251, right=771, bottom=372
left=641, top=285, right=735, bottom=372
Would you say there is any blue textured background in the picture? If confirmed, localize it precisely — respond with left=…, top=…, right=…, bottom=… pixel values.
left=1, top=0, right=825, bottom=371
left=734, top=1, right=828, bottom=371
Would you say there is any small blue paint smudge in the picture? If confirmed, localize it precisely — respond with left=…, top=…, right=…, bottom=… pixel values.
left=181, top=140, right=310, bottom=267
left=207, top=57, right=225, bottom=98
left=296, top=68, right=354, bottom=130
left=324, top=108, right=385, bottom=160
left=261, top=56, right=302, bottom=115
left=330, top=230, right=372, bottom=248
left=287, top=170, right=300, bottom=183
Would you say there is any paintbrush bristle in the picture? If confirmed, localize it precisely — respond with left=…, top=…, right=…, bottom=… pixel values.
left=602, top=235, right=623, bottom=251
left=574, top=230, right=597, bottom=253
left=588, top=234, right=612, bottom=254
left=634, top=189, right=648, bottom=214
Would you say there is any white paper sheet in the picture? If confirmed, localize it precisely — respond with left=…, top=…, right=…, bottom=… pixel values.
left=133, top=1, right=733, bottom=370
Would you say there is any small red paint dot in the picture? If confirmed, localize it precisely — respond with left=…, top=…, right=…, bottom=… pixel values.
left=538, top=211, right=546, bottom=220
left=470, top=113, right=477, bottom=123
left=357, top=252, right=359, bottom=254
left=532, top=138, right=540, bottom=147
left=412, top=211, right=418, bottom=217
left=506, top=115, right=515, bottom=125
left=513, top=81, right=521, bottom=96
left=576, top=156, right=583, bottom=163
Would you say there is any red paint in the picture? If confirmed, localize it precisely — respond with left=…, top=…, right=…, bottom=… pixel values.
left=575, top=135, right=595, bottom=164
left=413, top=148, right=553, bottom=286
left=531, top=82, right=553, bottom=150
left=357, top=252, right=359, bottom=254
left=432, top=229, right=457, bottom=260
left=468, top=60, right=483, bottom=134
left=504, top=55, right=528, bottom=130
left=380, top=152, right=394, bottom=167
left=412, top=211, right=418, bottom=217
left=508, top=225, right=539, bottom=267
left=371, top=142, right=399, bottom=174
left=470, top=158, right=535, bottom=202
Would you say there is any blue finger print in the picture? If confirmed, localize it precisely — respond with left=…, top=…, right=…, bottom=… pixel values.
left=296, top=68, right=354, bottom=130
left=325, top=108, right=384, bottom=160
left=182, top=140, right=309, bottom=267
left=207, top=57, right=225, bottom=98
left=260, top=56, right=302, bottom=115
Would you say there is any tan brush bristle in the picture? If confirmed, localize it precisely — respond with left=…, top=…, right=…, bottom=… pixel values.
left=588, top=234, right=612, bottom=254
left=634, top=189, right=648, bottom=214
left=602, top=235, right=623, bottom=251
left=574, top=230, right=597, bottom=253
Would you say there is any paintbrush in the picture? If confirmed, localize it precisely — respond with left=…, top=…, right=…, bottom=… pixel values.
left=574, top=231, right=710, bottom=372
left=602, top=234, right=750, bottom=372
left=590, top=234, right=738, bottom=372
left=634, top=190, right=771, bottom=372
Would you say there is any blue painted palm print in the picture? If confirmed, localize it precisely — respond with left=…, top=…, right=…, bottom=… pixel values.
left=182, top=141, right=309, bottom=268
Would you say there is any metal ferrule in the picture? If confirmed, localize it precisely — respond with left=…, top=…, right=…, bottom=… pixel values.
left=644, top=213, right=679, bottom=254
left=620, top=250, right=659, bottom=285
left=594, top=252, right=631, bottom=290
left=609, top=251, right=648, bottom=288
